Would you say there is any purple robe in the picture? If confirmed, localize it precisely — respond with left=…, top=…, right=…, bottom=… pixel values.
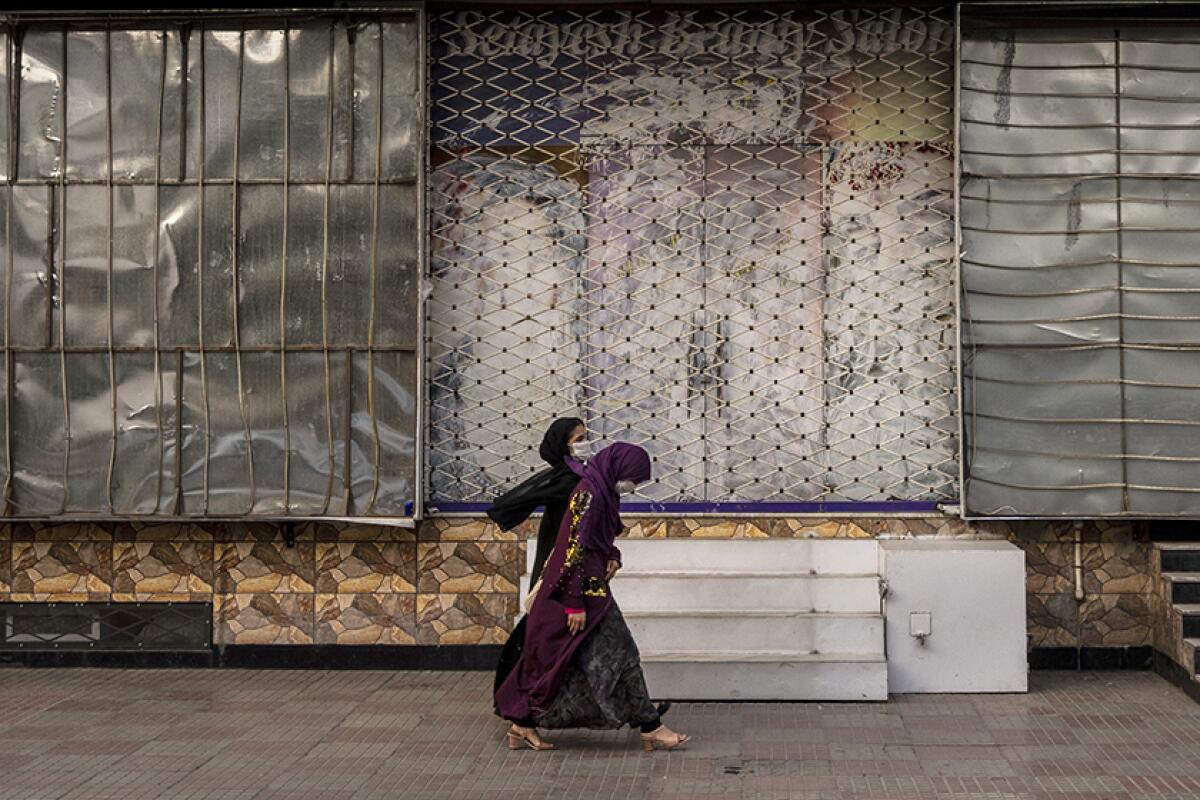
left=495, top=443, right=652, bottom=723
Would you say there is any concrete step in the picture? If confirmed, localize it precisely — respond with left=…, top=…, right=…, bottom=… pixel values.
left=602, top=539, right=879, bottom=576
left=525, top=538, right=880, bottom=576
left=616, top=572, right=881, bottom=614
left=1178, top=604, right=1200, bottom=639
left=1187, top=638, right=1200, bottom=675
left=641, top=651, right=888, bottom=701
left=1159, top=546, right=1200, bottom=573
left=625, top=610, right=884, bottom=656
left=1165, top=573, right=1200, bottom=604
left=521, top=573, right=882, bottom=614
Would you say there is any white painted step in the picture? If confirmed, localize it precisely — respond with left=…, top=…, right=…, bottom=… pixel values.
left=625, top=610, right=883, bottom=655
left=526, top=538, right=880, bottom=576
left=615, top=572, right=881, bottom=614
left=642, top=652, right=888, bottom=701
left=519, top=572, right=881, bottom=614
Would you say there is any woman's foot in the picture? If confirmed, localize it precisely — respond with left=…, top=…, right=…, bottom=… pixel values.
left=641, top=724, right=690, bottom=752
left=507, top=724, right=556, bottom=751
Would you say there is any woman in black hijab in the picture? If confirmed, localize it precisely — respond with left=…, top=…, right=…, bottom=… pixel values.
left=490, top=418, right=587, bottom=695
left=487, top=417, right=587, bottom=587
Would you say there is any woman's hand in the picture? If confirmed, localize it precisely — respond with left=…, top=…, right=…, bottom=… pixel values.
left=566, top=610, right=586, bottom=635
left=606, top=559, right=621, bottom=581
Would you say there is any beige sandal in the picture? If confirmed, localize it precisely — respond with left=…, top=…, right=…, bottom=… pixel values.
left=641, top=725, right=690, bottom=752
left=507, top=725, right=557, bottom=751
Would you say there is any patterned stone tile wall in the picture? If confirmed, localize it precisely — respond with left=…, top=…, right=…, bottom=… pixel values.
left=0, top=516, right=1156, bottom=650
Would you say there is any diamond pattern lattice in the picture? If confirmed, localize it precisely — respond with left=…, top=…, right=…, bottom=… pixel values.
left=428, top=8, right=957, bottom=506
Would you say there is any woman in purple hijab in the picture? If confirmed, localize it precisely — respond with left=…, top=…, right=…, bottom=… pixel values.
left=494, top=443, right=690, bottom=752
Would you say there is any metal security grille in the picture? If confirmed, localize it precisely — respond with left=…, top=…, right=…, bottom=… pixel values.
left=0, top=14, right=421, bottom=519
left=0, top=602, right=211, bottom=650
left=961, top=14, right=1200, bottom=517
left=428, top=8, right=957, bottom=508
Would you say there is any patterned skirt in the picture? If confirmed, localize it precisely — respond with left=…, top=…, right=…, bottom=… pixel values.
left=534, top=604, right=660, bottom=731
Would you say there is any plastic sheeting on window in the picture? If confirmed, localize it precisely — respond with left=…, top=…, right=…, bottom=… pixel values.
left=960, top=18, right=1200, bottom=516
left=0, top=16, right=421, bottom=519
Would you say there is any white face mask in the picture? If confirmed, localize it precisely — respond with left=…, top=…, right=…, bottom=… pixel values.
left=615, top=480, right=637, bottom=496
left=571, top=440, right=593, bottom=460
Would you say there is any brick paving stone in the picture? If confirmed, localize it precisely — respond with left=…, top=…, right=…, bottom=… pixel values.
left=0, top=671, right=1198, bottom=799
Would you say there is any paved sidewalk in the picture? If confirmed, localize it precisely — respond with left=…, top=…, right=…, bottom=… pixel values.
left=1, top=669, right=1198, bottom=800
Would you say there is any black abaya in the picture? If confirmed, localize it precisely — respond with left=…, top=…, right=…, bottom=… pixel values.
left=488, top=418, right=584, bottom=696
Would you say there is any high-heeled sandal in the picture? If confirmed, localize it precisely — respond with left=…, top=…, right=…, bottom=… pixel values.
left=640, top=726, right=690, bottom=752
left=507, top=726, right=557, bottom=751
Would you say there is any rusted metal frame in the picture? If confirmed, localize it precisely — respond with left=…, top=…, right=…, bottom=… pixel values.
left=231, top=25, right=257, bottom=513
left=318, top=20, right=337, bottom=515
left=196, top=23, right=211, bottom=514
left=149, top=27, right=168, bottom=514
left=346, top=22, right=355, bottom=182
left=56, top=28, right=71, bottom=514
left=279, top=20, right=292, bottom=514
left=3, top=344, right=416, bottom=353
left=103, top=24, right=118, bottom=513
left=178, top=23, right=188, bottom=182
left=3, top=26, right=19, bottom=514
left=413, top=7, right=426, bottom=520
left=10, top=177, right=417, bottom=185
left=363, top=19, right=384, bottom=514
left=1114, top=29, right=1130, bottom=513
left=173, top=349, right=184, bottom=514
left=342, top=345, right=353, bottom=513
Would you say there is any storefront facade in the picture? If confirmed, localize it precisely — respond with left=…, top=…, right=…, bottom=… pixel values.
left=0, top=3, right=1195, bottom=696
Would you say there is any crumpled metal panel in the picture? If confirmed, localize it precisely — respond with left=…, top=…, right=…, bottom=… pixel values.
left=350, top=351, right=416, bottom=517
left=1, top=15, right=421, bottom=519
left=7, top=186, right=52, bottom=349
left=961, top=22, right=1200, bottom=516
left=428, top=8, right=957, bottom=506
left=11, top=355, right=64, bottom=513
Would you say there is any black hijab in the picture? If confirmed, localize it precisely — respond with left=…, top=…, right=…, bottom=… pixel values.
left=486, top=417, right=584, bottom=533
left=539, top=417, right=584, bottom=469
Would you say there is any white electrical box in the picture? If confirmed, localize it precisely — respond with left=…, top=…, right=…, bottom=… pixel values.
left=880, top=540, right=1027, bottom=693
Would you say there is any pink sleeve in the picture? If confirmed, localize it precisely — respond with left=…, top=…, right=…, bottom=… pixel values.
left=563, top=607, right=585, bottom=615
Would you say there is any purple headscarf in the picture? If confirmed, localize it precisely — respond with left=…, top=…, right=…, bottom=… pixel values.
left=577, top=442, right=651, bottom=551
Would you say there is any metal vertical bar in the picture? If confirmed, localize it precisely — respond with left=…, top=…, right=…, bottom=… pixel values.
left=231, top=26, right=257, bottom=513
left=363, top=20, right=384, bottom=514
left=178, top=24, right=188, bottom=182
left=342, top=346, right=353, bottom=513
left=1114, top=28, right=1130, bottom=513
left=197, top=24, right=211, bottom=514
left=953, top=3, right=968, bottom=513
left=56, top=28, right=71, bottom=513
left=3, top=26, right=18, bottom=513
left=318, top=20, right=337, bottom=515
left=172, top=348, right=184, bottom=513
left=150, top=28, right=168, bottom=514
left=104, top=25, right=119, bottom=513
left=8, top=26, right=18, bottom=185
left=347, top=22, right=356, bottom=182
left=44, top=186, right=52, bottom=347
left=280, top=21, right=292, bottom=514
left=414, top=9, right=426, bottom=520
